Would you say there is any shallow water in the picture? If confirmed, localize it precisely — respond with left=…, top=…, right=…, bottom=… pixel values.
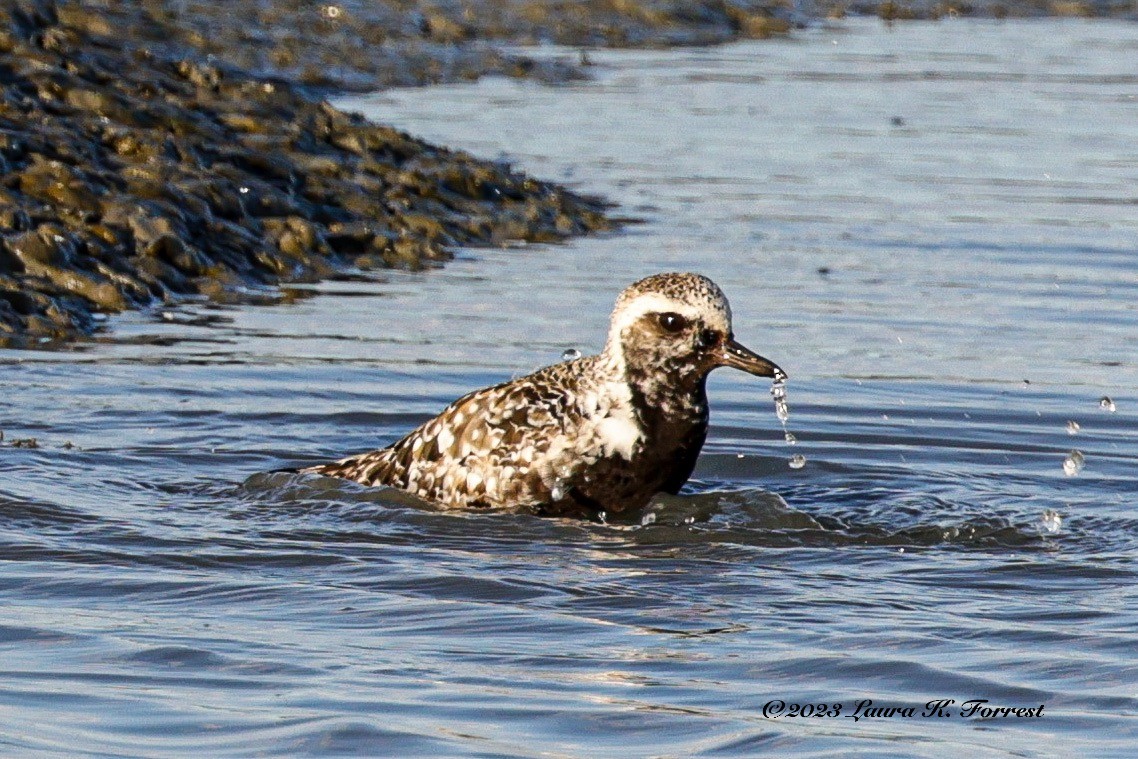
left=3, top=18, right=1137, bottom=757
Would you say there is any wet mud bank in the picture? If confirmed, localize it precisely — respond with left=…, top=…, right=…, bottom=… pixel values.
left=0, top=1, right=615, bottom=345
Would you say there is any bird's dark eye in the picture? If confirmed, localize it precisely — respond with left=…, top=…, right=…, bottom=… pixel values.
left=699, top=328, right=722, bottom=348
left=657, top=312, right=688, bottom=333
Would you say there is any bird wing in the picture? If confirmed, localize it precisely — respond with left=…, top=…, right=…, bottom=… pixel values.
left=310, top=372, right=577, bottom=508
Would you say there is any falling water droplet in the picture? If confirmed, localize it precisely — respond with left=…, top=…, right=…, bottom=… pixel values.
left=1062, top=450, right=1084, bottom=477
left=770, top=377, right=801, bottom=458
left=1039, top=509, right=1062, bottom=534
left=561, top=348, right=581, bottom=361
left=770, top=379, right=789, bottom=423
left=1099, top=396, right=1116, bottom=412
left=1066, top=420, right=1080, bottom=435
left=551, top=481, right=566, bottom=500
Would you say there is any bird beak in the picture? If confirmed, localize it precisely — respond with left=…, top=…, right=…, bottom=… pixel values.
left=717, top=338, right=787, bottom=381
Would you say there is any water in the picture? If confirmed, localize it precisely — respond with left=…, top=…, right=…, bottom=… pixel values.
left=3, top=18, right=1138, bottom=757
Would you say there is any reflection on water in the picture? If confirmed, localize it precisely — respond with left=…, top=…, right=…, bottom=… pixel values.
left=2, top=18, right=1137, bottom=758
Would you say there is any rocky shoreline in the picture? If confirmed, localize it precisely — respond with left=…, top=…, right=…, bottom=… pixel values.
left=2, top=1, right=1134, bottom=344
left=1, top=1, right=617, bottom=345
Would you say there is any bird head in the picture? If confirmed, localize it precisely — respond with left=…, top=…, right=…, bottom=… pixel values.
left=604, top=272, right=786, bottom=399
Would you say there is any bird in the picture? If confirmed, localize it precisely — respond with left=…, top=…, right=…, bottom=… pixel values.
left=303, top=272, right=786, bottom=517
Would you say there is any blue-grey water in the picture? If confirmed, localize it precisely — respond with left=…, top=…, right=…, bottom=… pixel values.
left=3, top=18, right=1137, bottom=757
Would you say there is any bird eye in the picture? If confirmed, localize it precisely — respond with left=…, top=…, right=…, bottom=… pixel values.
left=699, top=328, right=721, bottom=348
left=657, top=312, right=688, bottom=333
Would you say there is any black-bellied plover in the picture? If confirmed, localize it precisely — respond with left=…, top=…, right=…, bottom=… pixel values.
left=305, top=273, right=786, bottom=516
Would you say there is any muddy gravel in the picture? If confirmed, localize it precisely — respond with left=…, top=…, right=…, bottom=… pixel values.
left=1, top=1, right=618, bottom=344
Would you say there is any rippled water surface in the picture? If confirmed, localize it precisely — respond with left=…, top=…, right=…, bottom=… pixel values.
left=4, top=19, right=1137, bottom=757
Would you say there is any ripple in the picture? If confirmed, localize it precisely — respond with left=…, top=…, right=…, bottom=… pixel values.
left=3, top=20, right=1138, bottom=759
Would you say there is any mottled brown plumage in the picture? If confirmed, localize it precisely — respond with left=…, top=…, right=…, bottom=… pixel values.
left=304, top=273, right=785, bottom=516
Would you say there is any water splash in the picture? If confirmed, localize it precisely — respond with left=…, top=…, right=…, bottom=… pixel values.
left=1039, top=509, right=1062, bottom=534
left=1099, top=396, right=1117, bottom=412
left=561, top=348, right=582, bottom=361
left=1066, top=420, right=1080, bottom=435
left=770, top=377, right=803, bottom=467
left=771, top=378, right=789, bottom=423
left=1062, top=450, right=1085, bottom=477
left=550, top=481, right=566, bottom=501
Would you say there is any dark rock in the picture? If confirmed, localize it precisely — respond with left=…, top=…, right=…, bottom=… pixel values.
left=17, top=155, right=102, bottom=212
left=4, top=225, right=74, bottom=268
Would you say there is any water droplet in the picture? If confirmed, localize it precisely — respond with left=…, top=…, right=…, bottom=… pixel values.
left=683, top=515, right=695, bottom=524
left=1039, top=509, right=1062, bottom=534
left=770, top=379, right=789, bottom=423
left=550, top=481, right=566, bottom=500
left=322, top=4, right=342, bottom=19
left=561, top=348, right=581, bottom=361
left=1099, top=396, right=1116, bottom=412
left=1062, top=450, right=1085, bottom=477
left=788, top=454, right=806, bottom=470
left=1066, top=420, right=1080, bottom=435
left=239, top=186, right=250, bottom=194
left=770, top=378, right=802, bottom=454
left=641, top=512, right=657, bottom=526
left=736, top=453, right=744, bottom=459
